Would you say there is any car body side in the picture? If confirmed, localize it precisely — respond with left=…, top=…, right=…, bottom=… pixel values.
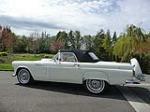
left=12, top=60, right=133, bottom=85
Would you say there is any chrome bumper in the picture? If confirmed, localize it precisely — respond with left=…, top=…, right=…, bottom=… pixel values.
left=125, top=75, right=145, bottom=85
left=12, top=73, right=16, bottom=77
left=135, top=74, right=145, bottom=81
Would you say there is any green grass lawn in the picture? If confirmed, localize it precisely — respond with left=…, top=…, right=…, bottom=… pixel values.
left=0, top=64, right=13, bottom=71
left=0, top=53, right=54, bottom=71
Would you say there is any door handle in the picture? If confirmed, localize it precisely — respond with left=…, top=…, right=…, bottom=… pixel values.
left=74, top=63, right=79, bottom=67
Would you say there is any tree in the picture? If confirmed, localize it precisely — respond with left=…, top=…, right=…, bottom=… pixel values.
left=0, top=26, right=14, bottom=52
left=68, top=30, right=75, bottom=49
left=82, top=35, right=94, bottom=50
left=102, top=30, right=112, bottom=60
left=50, top=41, right=64, bottom=53
left=67, top=30, right=83, bottom=50
left=93, top=29, right=105, bottom=59
left=126, top=25, right=146, bottom=54
left=27, top=32, right=41, bottom=53
left=112, top=32, right=117, bottom=43
left=56, top=31, right=68, bottom=49
left=74, top=31, right=82, bottom=49
left=0, top=25, right=3, bottom=51
left=113, top=25, right=148, bottom=61
left=113, top=34, right=132, bottom=61
left=13, top=36, right=28, bottom=53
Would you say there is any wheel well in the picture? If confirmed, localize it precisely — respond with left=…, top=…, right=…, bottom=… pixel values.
left=16, top=67, right=31, bottom=76
left=83, top=79, right=109, bottom=85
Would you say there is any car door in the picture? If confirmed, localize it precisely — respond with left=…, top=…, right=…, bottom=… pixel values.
left=33, top=61, right=48, bottom=81
left=48, top=52, right=82, bottom=84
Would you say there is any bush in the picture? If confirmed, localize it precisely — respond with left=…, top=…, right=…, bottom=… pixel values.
left=0, top=58, right=5, bottom=63
left=141, top=54, right=150, bottom=74
left=133, top=53, right=150, bottom=74
left=0, top=52, right=8, bottom=57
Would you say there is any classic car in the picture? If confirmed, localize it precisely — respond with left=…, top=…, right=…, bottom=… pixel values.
left=12, top=50, right=144, bottom=94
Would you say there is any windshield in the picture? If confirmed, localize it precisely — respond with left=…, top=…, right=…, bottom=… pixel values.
left=52, top=53, right=58, bottom=61
left=88, top=52, right=99, bottom=60
left=52, top=52, right=78, bottom=62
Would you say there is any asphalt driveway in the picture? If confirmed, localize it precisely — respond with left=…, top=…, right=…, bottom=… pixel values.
left=0, top=71, right=149, bottom=112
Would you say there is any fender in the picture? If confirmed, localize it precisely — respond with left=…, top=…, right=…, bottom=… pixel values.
left=82, top=71, right=110, bottom=84
left=130, top=58, right=145, bottom=81
left=13, top=66, right=31, bottom=77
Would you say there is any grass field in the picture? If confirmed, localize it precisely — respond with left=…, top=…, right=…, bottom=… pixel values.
left=0, top=53, right=54, bottom=71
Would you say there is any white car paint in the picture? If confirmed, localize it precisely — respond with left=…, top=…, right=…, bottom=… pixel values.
left=12, top=52, right=144, bottom=85
left=130, top=58, right=144, bottom=81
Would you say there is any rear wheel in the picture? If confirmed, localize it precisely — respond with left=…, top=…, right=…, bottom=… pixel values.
left=17, top=69, right=32, bottom=85
left=85, top=79, right=106, bottom=94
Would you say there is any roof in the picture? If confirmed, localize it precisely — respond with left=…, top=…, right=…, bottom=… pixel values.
left=60, top=49, right=99, bottom=62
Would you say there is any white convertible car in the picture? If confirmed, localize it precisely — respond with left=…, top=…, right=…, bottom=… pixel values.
left=12, top=50, right=144, bottom=94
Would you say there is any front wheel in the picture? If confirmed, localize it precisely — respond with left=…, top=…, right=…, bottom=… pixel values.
left=17, top=69, right=32, bottom=85
left=85, top=79, right=106, bottom=94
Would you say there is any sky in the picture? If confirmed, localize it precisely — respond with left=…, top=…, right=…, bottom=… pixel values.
left=0, top=0, right=149, bottom=36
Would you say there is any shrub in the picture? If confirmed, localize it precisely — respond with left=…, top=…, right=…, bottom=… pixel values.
left=0, top=58, right=5, bottom=63
left=0, top=52, right=8, bottom=57
left=141, top=54, right=150, bottom=74
left=133, top=53, right=150, bottom=74
left=43, top=55, right=52, bottom=58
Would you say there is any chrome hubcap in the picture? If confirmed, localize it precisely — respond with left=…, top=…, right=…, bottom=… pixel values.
left=86, top=79, right=105, bottom=94
left=91, top=80, right=101, bottom=89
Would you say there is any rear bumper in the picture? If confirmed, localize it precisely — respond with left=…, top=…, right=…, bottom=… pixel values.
left=135, top=74, right=145, bottom=81
left=125, top=75, right=145, bottom=85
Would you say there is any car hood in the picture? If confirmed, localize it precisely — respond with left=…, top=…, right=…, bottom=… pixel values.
left=12, top=58, right=53, bottom=65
